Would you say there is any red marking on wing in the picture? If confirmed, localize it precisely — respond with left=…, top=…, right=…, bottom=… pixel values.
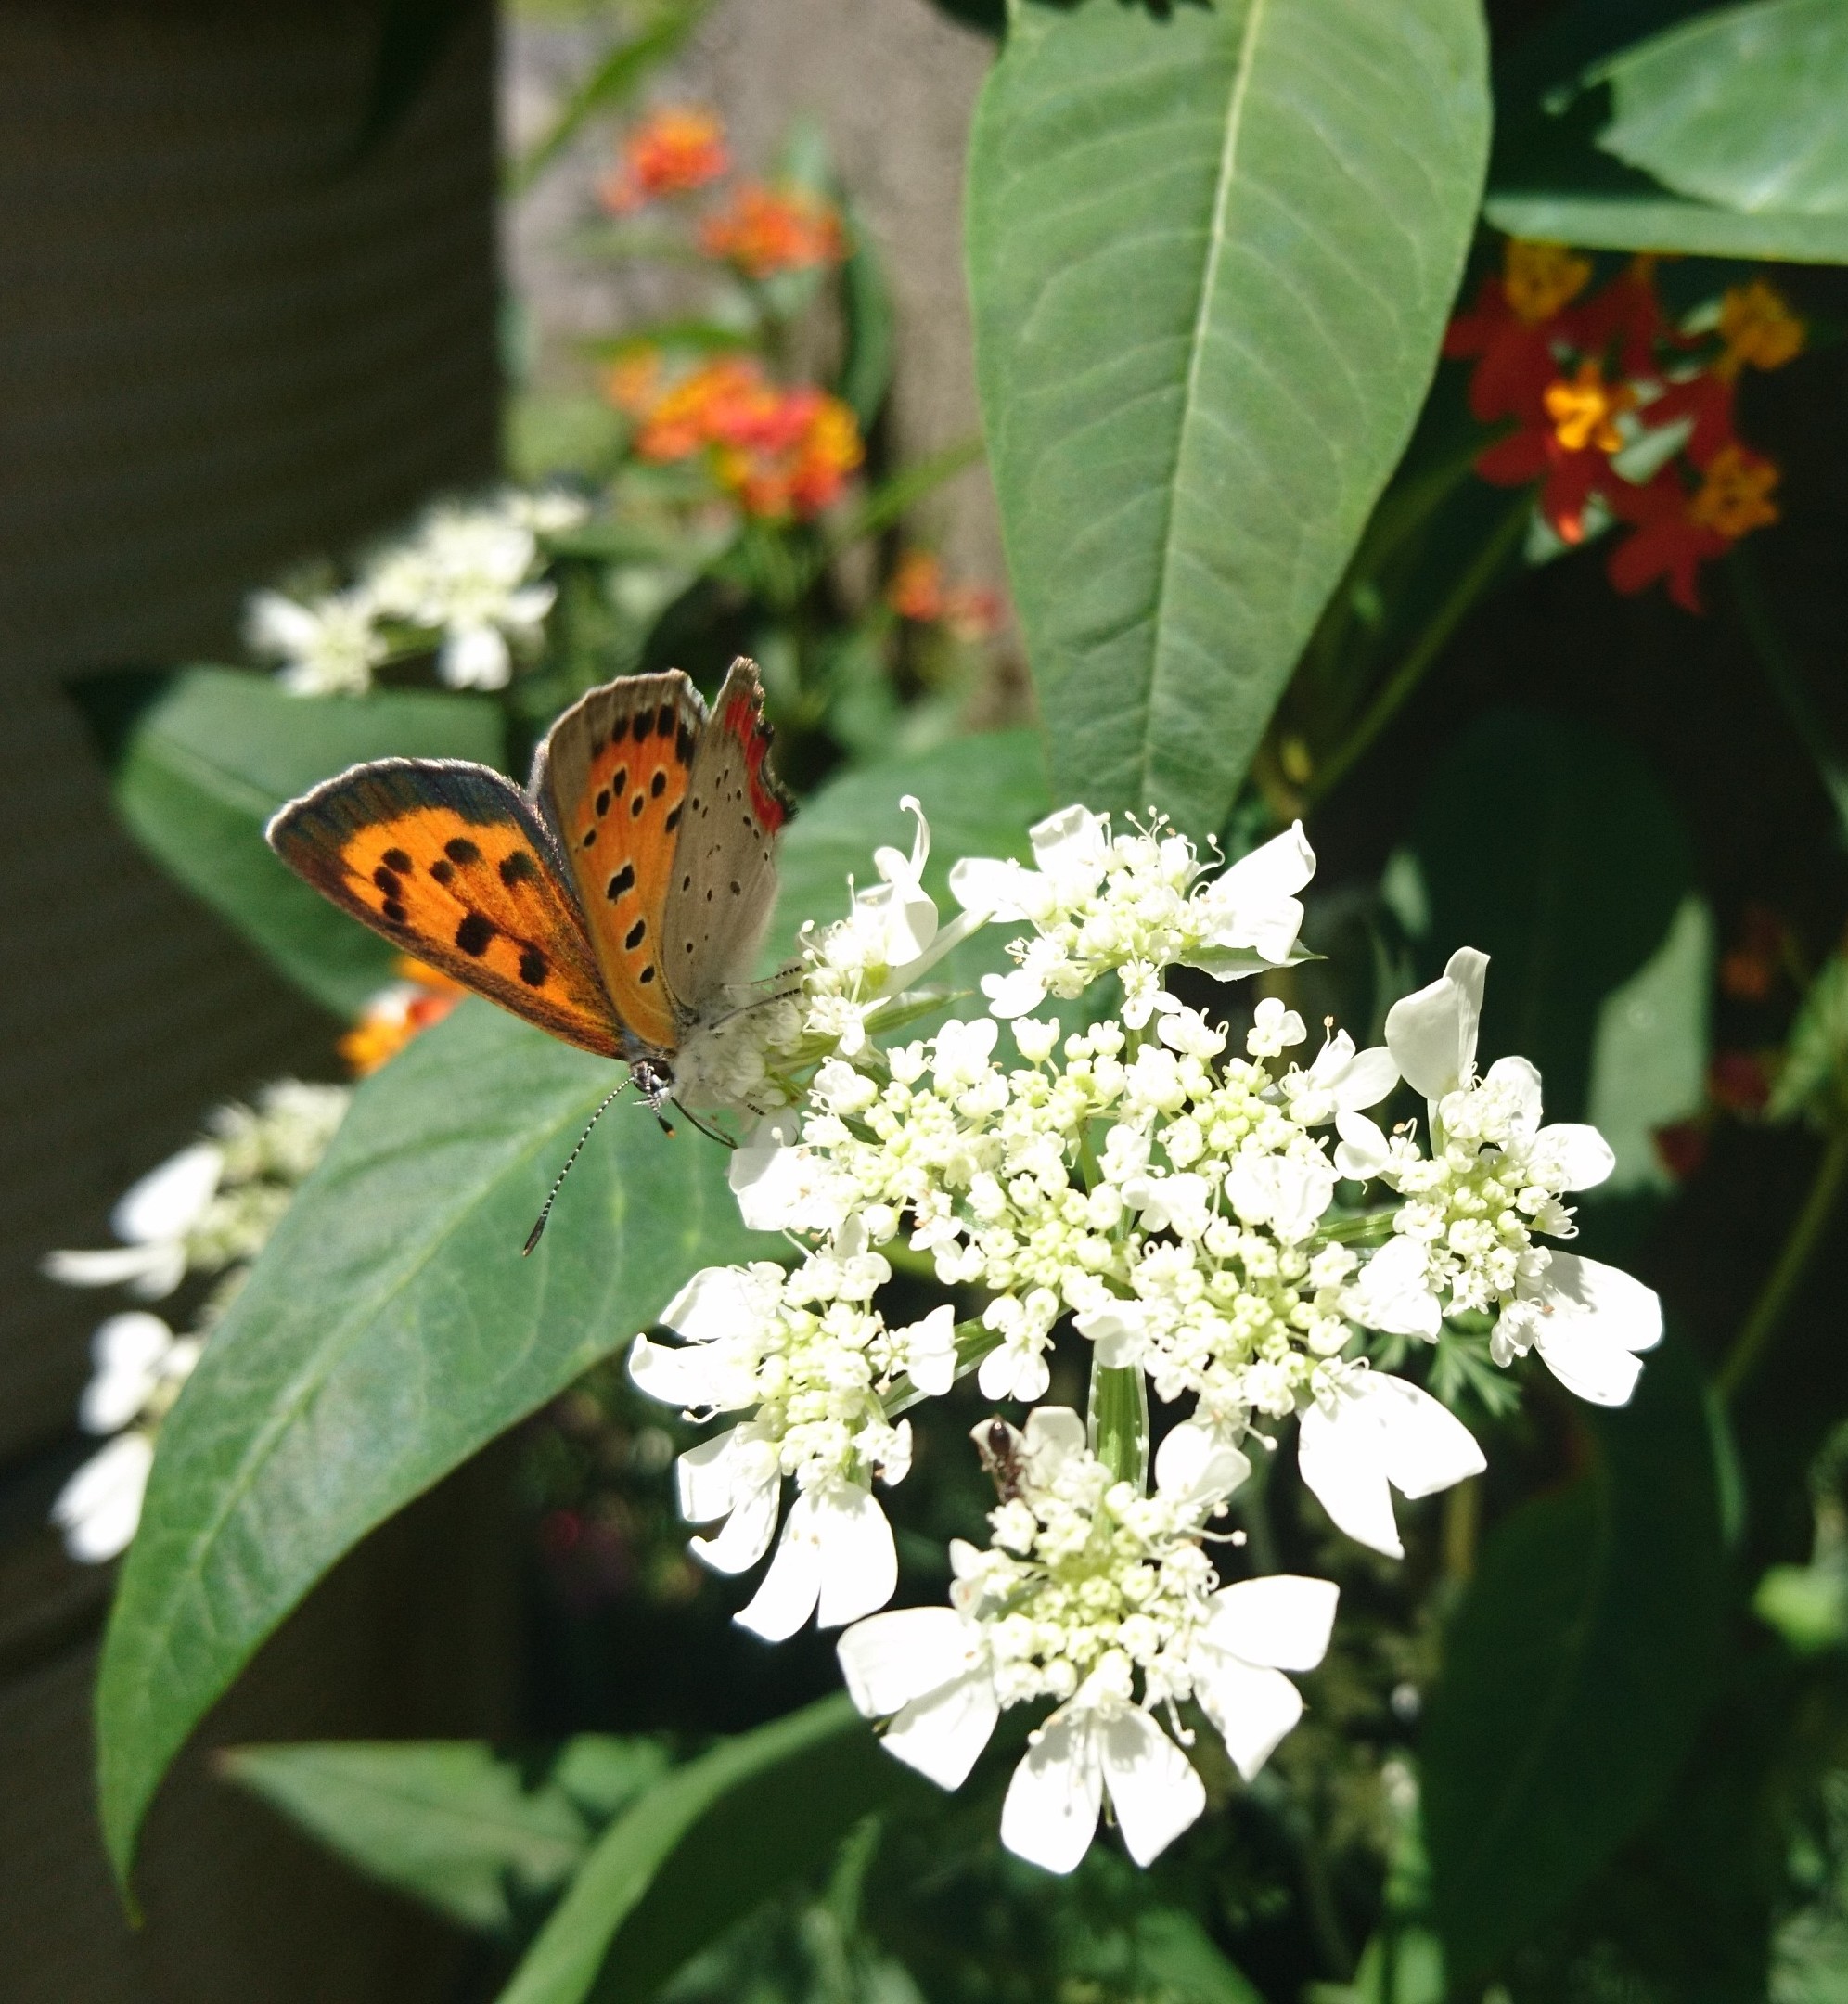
left=722, top=691, right=789, bottom=834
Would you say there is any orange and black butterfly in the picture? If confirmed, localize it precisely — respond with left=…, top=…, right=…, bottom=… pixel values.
left=267, top=658, right=791, bottom=1128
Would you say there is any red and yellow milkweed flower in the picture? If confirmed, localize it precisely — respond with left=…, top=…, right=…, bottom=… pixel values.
left=597, top=107, right=730, bottom=214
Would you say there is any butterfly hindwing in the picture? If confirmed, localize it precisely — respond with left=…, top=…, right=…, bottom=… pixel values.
left=266, top=759, right=625, bottom=1059
left=661, top=657, right=790, bottom=1015
left=531, top=671, right=703, bottom=1058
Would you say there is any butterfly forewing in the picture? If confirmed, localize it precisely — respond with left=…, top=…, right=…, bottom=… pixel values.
left=661, top=657, right=790, bottom=1016
left=531, top=671, right=703, bottom=1059
left=267, top=760, right=625, bottom=1058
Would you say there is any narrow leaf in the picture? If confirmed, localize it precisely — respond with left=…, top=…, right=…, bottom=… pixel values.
left=222, top=1737, right=670, bottom=1935
left=97, top=1000, right=757, bottom=1889
left=72, top=666, right=505, bottom=1015
left=967, top=0, right=1489, bottom=835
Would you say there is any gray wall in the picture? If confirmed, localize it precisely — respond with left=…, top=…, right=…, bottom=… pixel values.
left=0, top=5, right=507, bottom=1995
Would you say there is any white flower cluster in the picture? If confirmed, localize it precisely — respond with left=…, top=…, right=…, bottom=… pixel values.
left=840, top=1409, right=1338, bottom=1874
left=44, top=1079, right=350, bottom=1561
left=246, top=487, right=588, bottom=696
left=626, top=801, right=1665, bottom=1874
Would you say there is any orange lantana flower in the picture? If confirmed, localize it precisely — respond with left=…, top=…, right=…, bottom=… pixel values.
left=699, top=183, right=846, bottom=278
left=625, top=356, right=862, bottom=520
left=340, top=959, right=466, bottom=1076
left=598, top=107, right=730, bottom=214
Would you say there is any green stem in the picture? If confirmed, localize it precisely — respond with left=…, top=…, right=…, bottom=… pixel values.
left=1316, top=1207, right=1400, bottom=1246
left=1727, top=546, right=1848, bottom=845
left=1717, top=1126, right=1848, bottom=1402
left=882, top=1318, right=998, bottom=1419
left=1087, top=1365, right=1149, bottom=1488
left=1305, top=495, right=1529, bottom=807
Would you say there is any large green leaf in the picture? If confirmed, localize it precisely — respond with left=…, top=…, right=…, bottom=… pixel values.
left=96, top=999, right=757, bottom=1890
left=498, top=1694, right=925, bottom=2004
left=966, top=0, right=1489, bottom=837
left=1399, top=710, right=1696, bottom=1127
left=1590, top=0, right=1848, bottom=219
left=76, top=666, right=506, bottom=1015
left=1420, top=1344, right=1726, bottom=1980
left=222, top=1736, right=671, bottom=1935
left=1486, top=0, right=1848, bottom=262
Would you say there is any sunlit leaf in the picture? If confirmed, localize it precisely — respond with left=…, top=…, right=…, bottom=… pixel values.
left=967, top=0, right=1488, bottom=835
left=73, top=666, right=506, bottom=1015
left=96, top=1000, right=757, bottom=1890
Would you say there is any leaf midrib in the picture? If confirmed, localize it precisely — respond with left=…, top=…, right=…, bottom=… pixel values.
left=1136, top=0, right=1270, bottom=812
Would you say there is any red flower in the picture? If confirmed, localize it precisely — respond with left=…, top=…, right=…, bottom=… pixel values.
left=1444, top=239, right=1594, bottom=424
left=1607, top=444, right=1780, bottom=612
left=699, top=183, right=845, bottom=278
left=1652, top=1120, right=1709, bottom=1182
left=1709, top=1050, right=1772, bottom=1115
left=1475, top=359, right=1636, bottom=543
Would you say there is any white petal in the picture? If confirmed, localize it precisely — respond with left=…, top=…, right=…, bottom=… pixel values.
left=814, top=1484, right=898, bottom=1628
left=51, top=1432, right=153, bottom=1562
left=1022, top=1407, right=1086, bottom=1478
left=1194, top=1653, right=1305, bottom=1781
left=1333, top=1110, right=1392, bottom=1181
left=1098, top=1708, right=1206, bottom=1866
left=439, top=625, right=511, bottom=689
left=882, top=1670, right=1001, bottom=1791
left=81, top=1314, right=173, bottom=1433
left=1543, top=1253, right=1663, bottom=1353
left=1073, top=1302, right=1147, bottom=1369
left=1386, top=947, right=1488, bottom=1102
left=982, top=967, right=1049, bottom=1020
left=947, top=855, right=1025, bottom=921
left=727, top=1139, right=804, bottom=1231
left=1206, top=1574, right=1339, bottom=1671
left=1483, top=1055, right=1545, bottom=1136
left=1367, top=1375, right=1486, bottom=1499
left=837, top=1606, right=985, bottom=1717
left=687, top=1464, right=781, bottom=1575
left=1531, top=1123, right=1617, bottom=1192
left=895, top=1304, right=957, bottom=1396
left=1535, top=1321, right=1647, bottom=1407
left=1335, top=1046, right=1399, bottom=1111
left=978, top=1341, right=1048, bottom=1402
left=41, top=1245, right=174, bottom=1291
left=1154, top=1420, right=1251, bottom=1509
left=675, top=1426, right=743, bottom=1522
left=1000, top=1711, right=1102, bottom=1876
left=1298, top=1394, right=1402, bottom=1557
left=734, top=1493, right=825, bottom=1639
left=626, top=1331, right=746, bottom=1410
left=1343, top=1236, right=1441, bottom=1342
left=1029, top=804, right=1108, bottom=874
left=113, top=1142, right=223, bottom=1243
left=659, top=1265, right=754, bottom=1343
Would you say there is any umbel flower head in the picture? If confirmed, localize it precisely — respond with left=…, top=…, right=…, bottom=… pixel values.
left=622, top=798, right=1663, bottom=1873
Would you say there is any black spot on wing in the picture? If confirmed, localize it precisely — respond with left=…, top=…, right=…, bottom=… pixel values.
left=382, top=847, right=413, bottom=874
left=518, top=947, right=548, bottom=987
left=373, top=867, right=401, bottom=896
left=430, top=859, right=455, bottom=885
left=382, top=899, right=407, bottom=925
left=499, top=851, right=538, bottom=887
left=595, top=789, right=610, bottom=817
left=606, top=863, right=635, bottom=900
left=445, top=838, right=481, bottom=866
left=650, top=770, right=667, bottom=799
left=625, top=918, right=647, bottom=951
left=456, top=913, right=494, bottom=956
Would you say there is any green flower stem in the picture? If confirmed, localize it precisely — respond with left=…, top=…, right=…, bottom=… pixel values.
left=1316, top=1208, right=1400, bottom=1246
left=1716, top=1125, right=1848, bottom=1403
left=1088, top=1364, right=1149, bottom=1490
left=1305, top=493, right=1529, bottom=808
